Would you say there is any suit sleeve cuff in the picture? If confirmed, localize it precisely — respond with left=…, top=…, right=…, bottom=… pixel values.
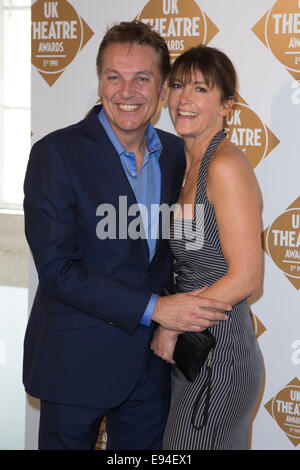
left=140, top=294, right=158, bottom=327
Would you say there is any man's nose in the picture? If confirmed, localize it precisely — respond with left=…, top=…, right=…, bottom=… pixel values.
left=119, top=80, right=135, bottom=99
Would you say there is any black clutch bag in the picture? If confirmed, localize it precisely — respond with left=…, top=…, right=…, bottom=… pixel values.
left=173, top=330, right=216, bottom=430
left=173, top=329, right=216, bottom=382
left=161, top=287, right=216, bottom=429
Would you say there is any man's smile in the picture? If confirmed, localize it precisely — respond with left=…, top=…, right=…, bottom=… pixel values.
left=117, top=104, right=143, bottom=112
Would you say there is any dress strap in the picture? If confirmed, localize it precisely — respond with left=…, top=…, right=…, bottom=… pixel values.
left=196, top=129, right=227, bottom=203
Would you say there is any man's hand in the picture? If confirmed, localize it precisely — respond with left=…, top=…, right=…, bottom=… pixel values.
left=152, top=289, right=231, bottom=332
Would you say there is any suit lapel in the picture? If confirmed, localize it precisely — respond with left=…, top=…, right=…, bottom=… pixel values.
left=82, top=106, right=149, bottom=262
left=81, top=106, right=178, bottom=264
left=153, top=142, right=171, bottom=258
left=82, top=106, right=137, bottom=209
left=158, top=144, right=170, bottom=208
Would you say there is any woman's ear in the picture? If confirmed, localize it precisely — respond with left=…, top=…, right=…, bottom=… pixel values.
left=220, top=96, right=235, bottom=117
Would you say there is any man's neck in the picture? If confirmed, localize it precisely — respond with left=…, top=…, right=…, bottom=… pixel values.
left=111, top=124, right=148, bottom=172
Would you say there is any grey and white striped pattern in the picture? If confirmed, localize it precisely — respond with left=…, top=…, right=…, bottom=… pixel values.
left=163, top=130, right=263, bottom=450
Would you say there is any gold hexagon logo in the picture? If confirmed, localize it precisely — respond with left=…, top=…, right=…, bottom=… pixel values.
left=225, top=94, right=280, bottom=169
left=31, top=0, right=94, bottom=86
left=252, top=0, right=300, bottom=80
left=137, top=0, right=219, bottom=63
left=250, top=310, right=266, bottom=339
left=265, top=378, right=300, bottom=446
left=262, top=197, right=300, bottom=289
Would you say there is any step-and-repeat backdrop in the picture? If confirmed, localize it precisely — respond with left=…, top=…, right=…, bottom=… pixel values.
left=27, top=0, right=300, bottom=450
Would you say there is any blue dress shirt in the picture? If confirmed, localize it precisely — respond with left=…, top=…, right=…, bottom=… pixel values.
left=98, top=107, right=160, bottom=326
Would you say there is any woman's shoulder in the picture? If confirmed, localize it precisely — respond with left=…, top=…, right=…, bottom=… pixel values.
left=208, top=138, right=253, bottom=177
left=207, top=137, right=262, bottom=208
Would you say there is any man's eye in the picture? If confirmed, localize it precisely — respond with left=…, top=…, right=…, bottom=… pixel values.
left=108, top=76, right=118, bottom=81
left=138, top=77, right=149, bottom=82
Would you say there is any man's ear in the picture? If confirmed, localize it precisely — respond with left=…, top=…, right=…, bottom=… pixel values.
left=98, top=79, right=102, bottom=98
left=159, top=77, right=169, bottom=102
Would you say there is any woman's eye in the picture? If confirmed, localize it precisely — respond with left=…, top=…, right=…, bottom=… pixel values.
left=170, top=83, right=182, bottom=89
left=196, top=87, right=207, bottom=93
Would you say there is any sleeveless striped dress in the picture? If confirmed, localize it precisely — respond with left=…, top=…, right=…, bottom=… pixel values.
left=163, top=130, right=263, bottom=450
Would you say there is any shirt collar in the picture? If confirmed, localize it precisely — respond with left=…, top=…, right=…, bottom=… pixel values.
left=98, top=107, right=162, bottom=158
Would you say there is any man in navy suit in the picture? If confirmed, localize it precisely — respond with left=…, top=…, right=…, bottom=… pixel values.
left=23, top=21, right=230, bottom=450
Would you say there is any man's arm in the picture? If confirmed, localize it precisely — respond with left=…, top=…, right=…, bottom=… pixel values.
left=25, top=136, right=230, bottom=335
left=150, top=289, right=231, bottom=364
left=24, top=137, right=152, bottom=335
left=152, top=290, right=230, bottom=332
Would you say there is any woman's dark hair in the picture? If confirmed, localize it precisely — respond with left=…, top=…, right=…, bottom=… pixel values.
left=169, top=45, right=237, bottom=102
left=96, top=20, right=170, bottom=83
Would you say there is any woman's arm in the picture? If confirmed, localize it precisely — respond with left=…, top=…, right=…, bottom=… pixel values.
left=151, top=144, right=262, bottom=362
left=150, top=327, right=178, bottom=364
left=203, top=142, right=263, bottom=305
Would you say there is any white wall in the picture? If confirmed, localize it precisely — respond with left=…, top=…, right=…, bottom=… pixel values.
left=0, top=285, right=28, bottom=450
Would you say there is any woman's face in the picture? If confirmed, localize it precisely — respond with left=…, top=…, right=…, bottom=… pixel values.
left=168, top=68, right=232, bottom=139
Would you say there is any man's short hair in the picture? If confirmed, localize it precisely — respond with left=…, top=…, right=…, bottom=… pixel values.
left=96, top=20, right=170, bottom=82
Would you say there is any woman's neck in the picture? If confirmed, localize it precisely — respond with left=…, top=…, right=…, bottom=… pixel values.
left=184, top=123, right=223, bottom=172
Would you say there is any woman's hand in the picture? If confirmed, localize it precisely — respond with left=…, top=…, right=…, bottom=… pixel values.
left=150, top=326, right=180, bottom=364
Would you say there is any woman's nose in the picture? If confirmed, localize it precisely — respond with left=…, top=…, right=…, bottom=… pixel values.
left=179, top=86, right=191, bottom=104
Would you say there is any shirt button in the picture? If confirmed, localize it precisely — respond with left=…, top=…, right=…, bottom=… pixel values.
left=131, top=172, right=136, bottom=177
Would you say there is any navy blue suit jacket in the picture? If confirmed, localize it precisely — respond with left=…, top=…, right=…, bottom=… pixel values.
left=23, top=105, right=185, bottom=409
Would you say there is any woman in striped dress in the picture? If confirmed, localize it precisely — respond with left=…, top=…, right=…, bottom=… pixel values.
left=151, top=45, right=263, bottom=450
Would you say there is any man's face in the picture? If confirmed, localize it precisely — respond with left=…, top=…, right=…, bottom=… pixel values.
left=98, top=42, right=168, bottom=143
